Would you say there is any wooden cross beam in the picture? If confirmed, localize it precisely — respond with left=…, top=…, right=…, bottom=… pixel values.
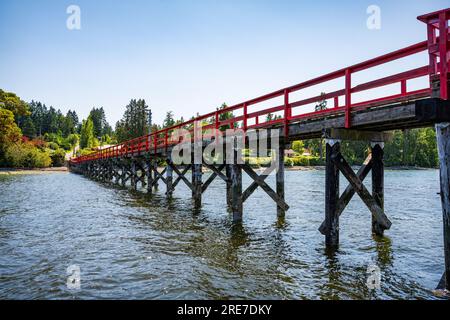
left=202, top=163, right=227, bottom=193
left=242, top=165, right=275, bottom=203
left=167, top=162, right=193, bottom=191
left=241, top=164, right=289, bottom=211
left=152, top=166, right=167, bottom=186
left=319, top=153, right=373, bottom=235
left=331, top=152, right=392, bottom=231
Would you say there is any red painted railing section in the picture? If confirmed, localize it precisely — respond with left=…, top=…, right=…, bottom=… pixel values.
left=71, top=9, right=450, bottom=165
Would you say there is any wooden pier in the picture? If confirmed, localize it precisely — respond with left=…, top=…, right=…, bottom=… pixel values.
left=70, top=9, right=450, bottom=291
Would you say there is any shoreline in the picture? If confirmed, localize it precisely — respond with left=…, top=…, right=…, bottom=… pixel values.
left=0, top=167, right=69, bottom=175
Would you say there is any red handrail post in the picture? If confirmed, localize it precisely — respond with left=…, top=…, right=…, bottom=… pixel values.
left=419, top=8, right=449, bottom=100
left=243, top=103, right=248, bottom=132
left=345, top=68, right=352, bottom=128
left=283, top=89, right=290, bottom=138
left=438, top=11, right=448, bottom=100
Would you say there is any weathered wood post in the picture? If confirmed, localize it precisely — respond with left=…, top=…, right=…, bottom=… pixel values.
left=121, top=161, right=127, bottom=187
left=230, top=136, right=243, bottom=222
left=435, top=122, right=450, bottom=290
left=225, top=164, right=232, bottom=209
left=153, top=160, right=159, bottom=190
left=131, top=159, right=137, bottom=190
left=166, top=155, right=173, bottom=197
left=146, top=159, right=153, bottom=194
left=192, top=162, right=202, bottom=208
left=276, top=141, right=286, bottom=218
left=371, top=142, right=385, bottom=236
left=325, top=139, right=341, bottom=247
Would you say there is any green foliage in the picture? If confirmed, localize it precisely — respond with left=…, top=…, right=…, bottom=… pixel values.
left=4, top=143, right=52, bottom=168
left=0, top=89, right=30, bottom=119
left=80, top=117, right=95, bottom=149
left=50, top=148, right=66, bottom=167
left=115, top=99, right=151, bottom=142
left=47, top=142, right=60, bottom=150
left=291, top=140, right=304, bottom=154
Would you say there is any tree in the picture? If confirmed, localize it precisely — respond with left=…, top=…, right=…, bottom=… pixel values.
left=0, top=108, right=22, bottom=162
left=80, top=117, right=95, bottom=149
left=0, top=89, right=30, bottom=120
left=115, top=99, right=151, bottom=142
left=163, top=111, right=175, bottom=128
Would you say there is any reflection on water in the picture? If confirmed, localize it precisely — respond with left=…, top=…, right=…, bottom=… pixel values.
left=0, top=169, right=445, bottom=299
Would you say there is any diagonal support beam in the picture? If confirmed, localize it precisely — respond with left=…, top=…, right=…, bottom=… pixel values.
left=319, top=153, right=373, bottom=235
left=152, top=166, right=167, bottom=186
left=169, top=162, right=193, bottom=191
left=241, top=164, right=289, bottom=211
left=242, top=165, right=275, bottom=203
left=202, top=164, right=226, bottom=193
left=332, top=152, right=392, bottom=231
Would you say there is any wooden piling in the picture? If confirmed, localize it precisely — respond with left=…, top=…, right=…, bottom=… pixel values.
left=146, top=159, right=153, bottom=194
left=226, top=164, right=232, bottom=209
left=276, top=142, right=286, bottom=218
left=435, top=122, right=450, bottom=290
left=371, top=143, right=385, bottom=236
left=230, top=137, right=243, bottom=222
left=325, top=140, right=341, bottom=247
left=192, top=163, right=202, bottom=207
left=131, top=160, right=137, bottom=190
left=166, top=156, right=173, bottom=197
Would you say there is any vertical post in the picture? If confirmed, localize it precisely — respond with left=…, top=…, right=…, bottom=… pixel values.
left=225, top=164, right=232, bottom=209
left=131, top=160, right=137, bottom=190
left=325, top=140, right=341, bottom=247
left=276, top=142, right=286, bottom=218
left=371, top=142, right=385, bottom=236
left=438, top=12, right=448, bottom=100
left=146, top=159, right=153, bottom=194
left=230, top=136, right=243, bottom=222
left=435, top=122, right=450, bottom=291
left=153, top=160, right=159, bottom=190
left=121, top=162, right=126, bottom=187
left=166, top=155, right=173, bottom=197
left=192, top=153, right=202, bottom=208
left=345, top=69, right=352, bottom=128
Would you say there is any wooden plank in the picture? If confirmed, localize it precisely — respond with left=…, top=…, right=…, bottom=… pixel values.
left=332, top=152, right=392, bottom=231
left=324, top=128, right=392, bottom=142
left=319, top=153, right=373, bottom=235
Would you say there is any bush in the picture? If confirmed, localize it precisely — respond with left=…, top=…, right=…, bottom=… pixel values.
left=47, top=142, right=59, bottom=150
left=284, top=158, right=294, bottom=167
left=50, top=148, right=66, bottom=167
left=5, top=143, right=51, bottom=168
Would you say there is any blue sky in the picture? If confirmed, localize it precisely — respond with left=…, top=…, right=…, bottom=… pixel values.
left=0, top=0, right=448, bottom=126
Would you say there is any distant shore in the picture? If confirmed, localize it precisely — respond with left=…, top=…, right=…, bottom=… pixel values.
left=0, top=165, right=436, bottom=176
left=0, top=167, right=69, bottom=175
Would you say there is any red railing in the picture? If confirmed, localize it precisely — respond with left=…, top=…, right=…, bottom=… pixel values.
left=71, top=9, right=450, bottom=165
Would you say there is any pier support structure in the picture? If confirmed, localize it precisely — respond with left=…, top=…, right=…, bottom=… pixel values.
left=320, top=129, right=392, bottom=248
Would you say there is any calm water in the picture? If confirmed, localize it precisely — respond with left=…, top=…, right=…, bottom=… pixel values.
left=0, top=169, right=445, bottom=299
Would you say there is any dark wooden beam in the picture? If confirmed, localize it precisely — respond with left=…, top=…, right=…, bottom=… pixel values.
left=324, top=141, right=341, bottom=247
left=435, top=122, right=450, bottom=291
